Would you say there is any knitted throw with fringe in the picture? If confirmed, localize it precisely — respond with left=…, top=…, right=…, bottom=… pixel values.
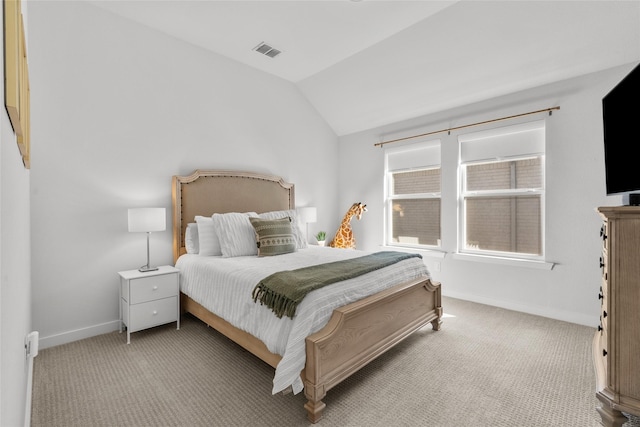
left=252, top=251, right=422, bottom=318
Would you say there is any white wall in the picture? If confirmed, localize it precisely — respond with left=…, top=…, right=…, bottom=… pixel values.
left=28, top=1, right=339, bottom=348
left=1, top=5, right=32, bottom=426
left=337, top=62, right=638, bottom=327
left=0, top=127, right=31, bottom=427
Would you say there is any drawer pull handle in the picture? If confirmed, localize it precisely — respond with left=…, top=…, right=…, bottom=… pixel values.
left=598, top=325, right=602, bottom=332
left=603, top=310, right=607, bottom=318
left=599, top=257, right=605, bottom=268
left=603, top=349, right=607, bottom=357
left=152, top=310, right=158, bottom=315
left=598, top=293, right=603, bottom=300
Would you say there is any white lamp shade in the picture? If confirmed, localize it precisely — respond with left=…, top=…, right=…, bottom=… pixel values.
left=297, top=206, right=317, bottom=223
left=128, top=208, right=166, bottom=232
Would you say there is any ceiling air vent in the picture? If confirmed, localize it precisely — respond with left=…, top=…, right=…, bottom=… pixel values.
left=253, top=42, right=281, bottom=58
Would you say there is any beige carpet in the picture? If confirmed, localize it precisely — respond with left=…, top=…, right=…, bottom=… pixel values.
left=31, top=296, right=640, bottom=427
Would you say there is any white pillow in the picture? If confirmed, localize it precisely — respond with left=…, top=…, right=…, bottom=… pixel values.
left=195, top=216, right=222, bottom=256
left=212, top=212, right=259, bottom=257
left=185, top=223, right=199, bottom=254
left=259, top=209, right=308, bottom=249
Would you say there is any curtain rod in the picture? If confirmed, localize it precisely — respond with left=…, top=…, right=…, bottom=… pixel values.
left=374, top=106, right=560, bottom=148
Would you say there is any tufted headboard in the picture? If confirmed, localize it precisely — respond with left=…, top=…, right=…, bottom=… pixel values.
left=171, top=170, right=295, bottom=263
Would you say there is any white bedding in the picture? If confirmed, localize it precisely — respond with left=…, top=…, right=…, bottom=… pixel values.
left=176, top=246, right=430, bottom=394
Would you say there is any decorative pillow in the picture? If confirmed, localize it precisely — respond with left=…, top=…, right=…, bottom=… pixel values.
left=259, top=209, right=308, bottom=249
left=249, top=217, right=297, bottom=257
left=212, top=212, right=259, bottom=257
left=195, top=216, right=222, bottom=256
left=185, top=223, right=199, bottom=254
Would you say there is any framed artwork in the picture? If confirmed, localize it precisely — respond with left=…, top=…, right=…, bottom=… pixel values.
left=4, top=0, right=30, bottom=168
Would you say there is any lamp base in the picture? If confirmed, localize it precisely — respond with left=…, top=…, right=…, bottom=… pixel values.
left=138, top=266, right=159, bottom=273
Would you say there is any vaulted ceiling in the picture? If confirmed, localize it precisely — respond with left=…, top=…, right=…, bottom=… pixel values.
left=92, top=0, right=640, bottom=136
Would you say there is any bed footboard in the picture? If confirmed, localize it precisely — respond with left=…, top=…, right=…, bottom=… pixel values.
left=303, top=276, right=442, bottom=423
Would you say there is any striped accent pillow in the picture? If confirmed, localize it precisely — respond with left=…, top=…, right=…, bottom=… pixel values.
left=258, top=209, right=308, bottom=249
left=249, top=217, right=297, bottom=257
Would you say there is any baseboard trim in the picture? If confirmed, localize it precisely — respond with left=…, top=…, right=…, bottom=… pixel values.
left=39, top=320, right=121, bottom=350
left=442, top=290, right=597, bottom=327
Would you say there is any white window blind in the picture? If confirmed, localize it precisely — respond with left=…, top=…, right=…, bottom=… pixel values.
left=387, top=141, right=441, bottom=172
left=385, top=140, right=441, bottom=248
left=460, top=120, right=544, bottom=163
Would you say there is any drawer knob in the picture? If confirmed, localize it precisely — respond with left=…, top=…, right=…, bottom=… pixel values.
left=152, top=310, right=158, bottom=315
left=603, top=349, right=607, bottom=357
left=599, top=257, right=605, bottom=268
left=598, top=325, right=602, bottom=332
left=598, top=293, right=603, bottom=300
left=603, top=310, right=607, bottom=318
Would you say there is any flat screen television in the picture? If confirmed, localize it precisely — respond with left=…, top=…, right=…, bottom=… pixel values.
left=602, top=63, right=640, bottom=203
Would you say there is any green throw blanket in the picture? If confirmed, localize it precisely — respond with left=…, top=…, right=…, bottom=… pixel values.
left=252, top=251, right=422, bottom=319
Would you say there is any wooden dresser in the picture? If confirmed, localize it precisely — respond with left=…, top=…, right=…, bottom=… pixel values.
left=594, top=206, right=640, bottom=426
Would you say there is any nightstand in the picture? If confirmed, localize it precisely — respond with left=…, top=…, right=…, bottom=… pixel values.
left=118, top=265, right=180, bottom=344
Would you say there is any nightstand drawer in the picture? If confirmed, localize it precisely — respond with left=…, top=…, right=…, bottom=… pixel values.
left=129, top=273, right=178, bottom=304
left=128, top=296, right=178, bottom=332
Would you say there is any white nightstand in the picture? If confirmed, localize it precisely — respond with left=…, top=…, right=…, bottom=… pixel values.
left=118, top=265, right=180, bottom=344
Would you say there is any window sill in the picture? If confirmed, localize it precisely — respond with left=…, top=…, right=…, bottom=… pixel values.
left=451, top=253, right=555, bottom=270
left=380, top=245, right=446, bottom=259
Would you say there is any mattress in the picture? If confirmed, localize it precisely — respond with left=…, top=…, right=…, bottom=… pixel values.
left=176, top=246, right=430, bottom=394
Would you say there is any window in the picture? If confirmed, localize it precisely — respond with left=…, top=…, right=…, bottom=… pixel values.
left=459, top=120, right=545, bottom=259
left=385, top=141, right=441, bottom=248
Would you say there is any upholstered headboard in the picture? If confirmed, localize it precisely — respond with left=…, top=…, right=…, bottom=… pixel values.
left=171, top=170, right=295, bottom=262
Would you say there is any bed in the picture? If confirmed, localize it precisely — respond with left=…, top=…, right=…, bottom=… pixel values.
left=172, top=169, right=442, bottom=423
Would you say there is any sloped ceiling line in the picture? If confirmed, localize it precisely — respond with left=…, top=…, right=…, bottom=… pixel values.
left=90, top=1, right=640, bottom=136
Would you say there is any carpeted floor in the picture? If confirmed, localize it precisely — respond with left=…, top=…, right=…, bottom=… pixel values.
left=31, top=296, right=640, bottom=426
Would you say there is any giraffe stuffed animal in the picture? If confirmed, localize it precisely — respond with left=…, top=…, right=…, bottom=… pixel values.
left=329, top=202, right=367, bottom=249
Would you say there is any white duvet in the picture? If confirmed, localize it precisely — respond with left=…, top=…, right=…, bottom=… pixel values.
left=176, top=246, right=430, bottom=394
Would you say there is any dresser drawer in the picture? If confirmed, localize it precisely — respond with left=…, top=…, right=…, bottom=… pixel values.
left=601, top=277, right=608, bottom=298
left=128, top=296, right=178, bottom=332
left=600, top=320, right=608, bottom=345
left=600, top=328, right=610, bottom=385
left=129, top=273, right=178, bottom=304
left=601, top=254, right=608, bottom=282
left=601, top=305, right=609, bottom=335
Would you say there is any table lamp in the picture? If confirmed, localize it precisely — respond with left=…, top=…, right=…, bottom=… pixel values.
left=128, top=207, right=166, bottom=272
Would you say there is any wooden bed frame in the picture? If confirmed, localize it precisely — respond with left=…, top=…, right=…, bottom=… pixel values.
left=172, top=170, right=442, bottom=423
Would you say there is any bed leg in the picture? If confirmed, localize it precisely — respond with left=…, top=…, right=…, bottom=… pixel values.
left=431, top=306, right=443, bottom=331
left=304, top=400, right=326, bottom=424
left=304, top=384, right=326, bottom=423
left=431, top=317, right=442, bottom=331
